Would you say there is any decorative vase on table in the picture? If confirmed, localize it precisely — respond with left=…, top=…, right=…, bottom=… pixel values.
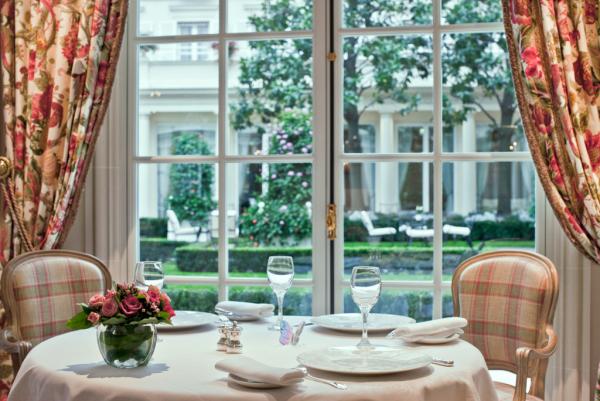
left=67, top=282, right=175, bottom=369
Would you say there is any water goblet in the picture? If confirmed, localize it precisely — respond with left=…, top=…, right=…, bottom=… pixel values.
left=267, top=256, right=294, bottom=331
left=351, top=266, right=382, bottom=350
left=134, top=261, right=165, bottom=290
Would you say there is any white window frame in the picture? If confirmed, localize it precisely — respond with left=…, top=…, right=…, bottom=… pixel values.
left=331, top=0, right=536, bottom=317
left=127, top=1, right=329, bottom=315
left=125, top=0, right=538, bottom=318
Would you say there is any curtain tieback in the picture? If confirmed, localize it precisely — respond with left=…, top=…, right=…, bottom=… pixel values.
left=0, top=157, right=34, bottom=252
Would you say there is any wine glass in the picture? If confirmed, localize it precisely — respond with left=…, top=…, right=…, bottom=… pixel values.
left=267, top=256, right=294, bottom=331
left=351, top=266, right=382, bottom=350
left=134, top=261, right=165, bottom=290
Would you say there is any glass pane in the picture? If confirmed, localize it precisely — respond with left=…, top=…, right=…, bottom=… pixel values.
left=442, top=33, right=526, bottom=152
left=138, top=43, right=218, bottom=156
left=342, top=36, right=433, bottom=154
left=229, top=286, right=312, bottom=315
left=228, top=39, right=313, bottom=155
left=442, top=161, right=536, bottom=275
left=138, top=1, right=219, bottom=36
left=163, top=284, right=218, bottom=313
left=344, top=162, right=433, bottom=281
left=442, top=290, right=454, bottom=318
left=344, top=289, right=433, bottom=322
left=343, top=0, right=432, bottom=27
left=442, top=0, right=502, bottom=24
left=138, top=163, right=218, bottom=276
left=228, top=163, right=313, bottom=278
left=228, top=0, right=313, bottom=33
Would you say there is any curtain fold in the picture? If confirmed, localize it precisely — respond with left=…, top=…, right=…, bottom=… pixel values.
left=0, top=0, right=128, bottom=263
left=0, top=0, right=128, bottom=395
left=502, top=0, right=600, bottom=264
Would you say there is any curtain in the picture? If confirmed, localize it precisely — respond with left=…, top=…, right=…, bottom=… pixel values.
left=502, top=0, right=600, bottom=264
left=0, top=0, right=128, bottom=262
left=0, top=0, right=128, bottom=395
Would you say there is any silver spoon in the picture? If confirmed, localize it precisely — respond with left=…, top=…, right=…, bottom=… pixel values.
left=296, top=367, right=348, bottom=390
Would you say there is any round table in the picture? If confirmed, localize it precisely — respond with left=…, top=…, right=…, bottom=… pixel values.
left=8, top=316, right=499, bottom=401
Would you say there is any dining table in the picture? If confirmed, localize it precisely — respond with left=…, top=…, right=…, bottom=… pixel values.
left=8, top=315, right=499, bottom=401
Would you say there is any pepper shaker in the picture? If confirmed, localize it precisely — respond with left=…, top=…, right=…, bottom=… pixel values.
left=226, top=321, right=243, bottom=354
left=217, top=321, right=231, bottom=352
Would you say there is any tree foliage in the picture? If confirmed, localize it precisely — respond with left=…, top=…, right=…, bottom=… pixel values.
left=168, top=133, right=216, bottom=225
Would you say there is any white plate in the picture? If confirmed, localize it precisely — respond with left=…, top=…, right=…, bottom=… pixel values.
left=311, top=313, right=415, bottom=333
left=158, top=311, right=218, bottom=331
left=403, top=333, right=461, bottom=345
left=228, top=374, right=288, bottom=389
left=297, top=346, right=432, bottom=375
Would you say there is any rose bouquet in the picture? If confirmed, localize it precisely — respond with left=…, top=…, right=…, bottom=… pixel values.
left=67, top=283, right=175, bottom=368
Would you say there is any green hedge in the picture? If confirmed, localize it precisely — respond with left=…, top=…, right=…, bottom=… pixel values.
left=140, top=238, right=188, bottom=262
left=140, top=218, right=168, bottom=238
left=175, top=246, right=313, bottom=274
left=165, top=285, right=453, bottom=321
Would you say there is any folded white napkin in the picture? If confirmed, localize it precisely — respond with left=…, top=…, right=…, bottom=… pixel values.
left=216, top=301, right=274, bottom=317
left=387, top=317, right=467, bottom=339
left=215, top=356, right=305, bottom=385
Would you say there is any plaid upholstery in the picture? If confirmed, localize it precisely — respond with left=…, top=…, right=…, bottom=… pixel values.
left=596, top=362, right=600, bottom=401
left=7, top=256, right=107, bottom=346
left=456, top=256, right=550, bottom=367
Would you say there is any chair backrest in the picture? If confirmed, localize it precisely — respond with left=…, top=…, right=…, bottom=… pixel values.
left=452, top=250, right=558, bottom=378
left=166, top=209, right=181, bottom=232
left=1, top=250, right=111, bottom=346
left=360, top=211, right=375, bottom=235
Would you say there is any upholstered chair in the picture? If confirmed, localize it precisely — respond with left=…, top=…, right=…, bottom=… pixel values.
left=452, top=250, right=559, bottom=401
left=0, top=250, right=111, bottom=374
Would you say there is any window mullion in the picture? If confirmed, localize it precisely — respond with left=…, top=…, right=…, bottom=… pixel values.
left=432, top=0, right=443, bottom=320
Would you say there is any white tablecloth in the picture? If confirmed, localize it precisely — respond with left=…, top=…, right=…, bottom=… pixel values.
left=9, top=316, right=499, bottom=401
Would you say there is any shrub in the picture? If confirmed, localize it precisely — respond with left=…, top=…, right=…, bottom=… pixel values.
left=140, top=238, right=188, bottom=262
left=167, top=286, right=218, bottom=313
left=140, top=218, right=168, bottom=238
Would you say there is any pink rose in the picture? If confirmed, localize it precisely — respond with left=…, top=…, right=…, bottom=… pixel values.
left=119, top=295, right=142, bottom=317
left=160, top=292, right=171, bottom=305
left=101, top=298, right=119, bottom=317
left=164, top=304, right=176, bottom=319
left=88, top=294, right=105, bottom=309
left=87, top=312, right=100, bottom=325
left=146, top=285, right=161, bottom=304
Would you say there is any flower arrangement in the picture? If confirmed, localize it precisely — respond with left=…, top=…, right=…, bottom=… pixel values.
left=67, top=283, right=175, bottom=330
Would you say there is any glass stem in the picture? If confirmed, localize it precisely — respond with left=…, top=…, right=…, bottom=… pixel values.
left=360, top=306, right=369, bottom=346
left=276, top=292, right=285, bottom=325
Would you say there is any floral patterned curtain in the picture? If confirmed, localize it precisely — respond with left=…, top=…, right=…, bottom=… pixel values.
left=503, top=0, right=600, bottom=263
left=0, top=0, right=128, bottom=262
left=0, top=0, right=128, bottom=394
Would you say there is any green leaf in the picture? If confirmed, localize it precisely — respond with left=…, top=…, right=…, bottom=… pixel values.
left=102, top=317, right=127, bottom=326
left=130, top=317, right=159, bottom=326
left=67, top=311, right=92, bottom=330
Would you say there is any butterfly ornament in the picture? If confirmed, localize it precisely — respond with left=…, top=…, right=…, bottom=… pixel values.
left=279, top=320, right=306, bottom=346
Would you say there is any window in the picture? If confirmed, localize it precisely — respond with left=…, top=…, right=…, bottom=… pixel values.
left=130, top=0, right=536, bottom=319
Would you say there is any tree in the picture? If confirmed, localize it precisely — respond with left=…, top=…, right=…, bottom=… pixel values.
left=168, top=133, right=216, bottom=227
left=233, top=0, right=518, bottom=227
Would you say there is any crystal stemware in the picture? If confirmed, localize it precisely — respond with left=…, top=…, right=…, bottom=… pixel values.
left=350, top=266, right=382, bottom=350
left=267, top=256, right=294, bottom=331
left=134, top=261, right=165, bottom=290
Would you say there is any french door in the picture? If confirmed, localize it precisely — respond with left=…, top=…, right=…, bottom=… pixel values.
left=129, top=0, right=535, bottom=319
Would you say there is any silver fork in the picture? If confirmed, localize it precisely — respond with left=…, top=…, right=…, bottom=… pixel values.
left=296, top=367, right=348, bottom=390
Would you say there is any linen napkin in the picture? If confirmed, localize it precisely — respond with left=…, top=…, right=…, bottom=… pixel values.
left=387, top=317, right=467, bottom=339
left=215, top=356, right=305, bottom=385
left=216, top=301, right=274, bottom=318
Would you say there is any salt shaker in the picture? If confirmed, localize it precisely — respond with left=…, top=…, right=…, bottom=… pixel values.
left=217, top=321, right=231, bottom=352
left=226, top=321, right=243, bottom=354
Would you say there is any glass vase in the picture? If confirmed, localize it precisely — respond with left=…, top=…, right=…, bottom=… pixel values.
left=96, top=324, right=157, bottom=368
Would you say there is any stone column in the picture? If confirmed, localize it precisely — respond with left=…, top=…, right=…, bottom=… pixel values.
left=138, top=112, right=158, bottom=217
left=376, top=112, right=399, bottom=213
left=452, top=113, right=477, bottom=215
